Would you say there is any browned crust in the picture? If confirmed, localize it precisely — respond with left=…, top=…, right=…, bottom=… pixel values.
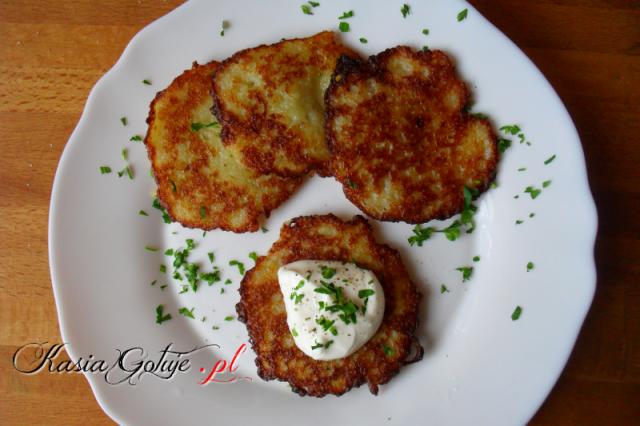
left=212, top=31, right=359, bottom=177
left=144, top=61, right=301, bottom=232
left=236, top=214, right=423, bottom=397
left=325, top=47, right=499, bottom=224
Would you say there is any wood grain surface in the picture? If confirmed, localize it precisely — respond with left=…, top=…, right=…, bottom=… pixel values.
left=0, top=1, right=638, bottom=424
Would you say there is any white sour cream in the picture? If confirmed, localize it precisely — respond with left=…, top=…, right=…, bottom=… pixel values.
left=277, top=260, right=385, bottom=361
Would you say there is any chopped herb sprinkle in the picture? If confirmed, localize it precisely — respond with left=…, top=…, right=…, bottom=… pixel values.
left=220, top=20, right=229, bottom=36
left=229, top=260, right=246, bottom=275
left=401, top=4, right=410, bottom=18
left=320, top=266, right=337, bottom=279
left=457, top=8, right=468, bottom=21
left=339, top=21, right=350, bottom=32
left=179, top=307, right=195, bottom=319
left=359, top=37, right=368, bottom=43
left=138, top=209, right=148, bottom=216
left=440, top=284, right=449, bottom=294
left=249, top=252, right=258, bottom=262
left=120, top=116, right=127, bottom=126
left=130, top=135, right=142, bottom=141
left=500, top=124, right=521, bottom=135
left=498, top=138, right=512, bottom=153
left=190, top=122, right=219, bottom=131
left=142, top=79, right=152, bottom=85
left=338, top=10, right=354, bottom=19
left=358, top=289, right=375, bottom=298
left=145, top=246, right=158, bottom=252
left=456, top=266, right=473, bottom=282
left=99, top=166, right=112, bottom=174
left=473, top=256, right=480, bottom=262
left=526, top=262, right=534, bottom=272
left=408, top=224, right=434, bottom=246
left=301, top=4, right=313, bottom=15
left=525, top=186, right=542, bottom=199
left=224, top=315, right=234, bottom=321
left=422, top=28, right=429, bottom=35
left=544, top=155, right=557, bottom=165
left=543, top=180, right=552, bottom=188
left=383, top=345, right=394, bottom=356
left=511, top=306, right=523, bottom=321
left=155, top=305, right=171, bottom=324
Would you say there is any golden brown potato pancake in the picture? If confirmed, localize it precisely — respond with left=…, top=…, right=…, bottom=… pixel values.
left=325, top=47, right=499, bottom=223
left=144, top=61, right=300, bottom=232
left=212, top=31, right=357, bottom=177
left=236, top=215, right=423, bottom=396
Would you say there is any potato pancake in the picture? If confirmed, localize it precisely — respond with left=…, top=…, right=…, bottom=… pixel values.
left=236, top=215, right=423, bottom=396
left=144, top=61, right=300, bottom=232
left=212, top=31, right=357, bottom=177
left=325, top=47, right=499, bottom=223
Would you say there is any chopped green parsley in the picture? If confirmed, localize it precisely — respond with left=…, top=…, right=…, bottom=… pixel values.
left=179, top=307, right=195, bottom=319
left=99, top=166, right=112, bottom=174
left=526, top=262, right=534, bottom=272
left=339, top=21, right=350, bottom=32
left=440, top=284, right=449, bottom=294
left=338, top=10, right=354, bottom=19
left=456, top=266, right=473, bottom=282
left=229, top=260, right=245, bottom=275
left=511, top=306, right=523, bottom=321
left=130, top=135, right=142, bottom=141
left=320, top=265, right=337, bottom=279
left=544, top=155, right=557, bottom=165
left=155, top=305, right=171, bottom=324
left=142, top=79, right=152, bottom=85
left=498, top=138, right=512, bottom=153
left=359, top=37, right=368, bottom=44
left=457, top=8, right=468, bottom=21
left=190, top=122, right=219, bottom=131
left=524, top=186, right=542, bottom=199
left=401, top=4, right=411, bottom=18
left=220, top=20, right=229, bottom=36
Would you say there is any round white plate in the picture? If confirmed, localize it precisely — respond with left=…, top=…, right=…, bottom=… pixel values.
left=49, top=0, right=597, bottom=424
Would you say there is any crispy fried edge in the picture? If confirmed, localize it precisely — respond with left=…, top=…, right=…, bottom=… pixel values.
left=236, top=214, right=424, bottom=397
left=143, top=61, right=300, bottom=233
left=324, top=48, right=499, bottom=224
left=211, top=31, right=358, bottom=178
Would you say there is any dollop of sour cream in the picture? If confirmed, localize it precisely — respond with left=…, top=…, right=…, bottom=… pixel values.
left=277, top=260, right=385, bottom=361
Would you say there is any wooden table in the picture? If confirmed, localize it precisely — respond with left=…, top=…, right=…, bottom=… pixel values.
left=0, top=1, right=637, bottom=424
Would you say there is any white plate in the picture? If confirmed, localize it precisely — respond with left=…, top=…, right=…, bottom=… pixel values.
left=49, top=0, right=597, bottom=424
